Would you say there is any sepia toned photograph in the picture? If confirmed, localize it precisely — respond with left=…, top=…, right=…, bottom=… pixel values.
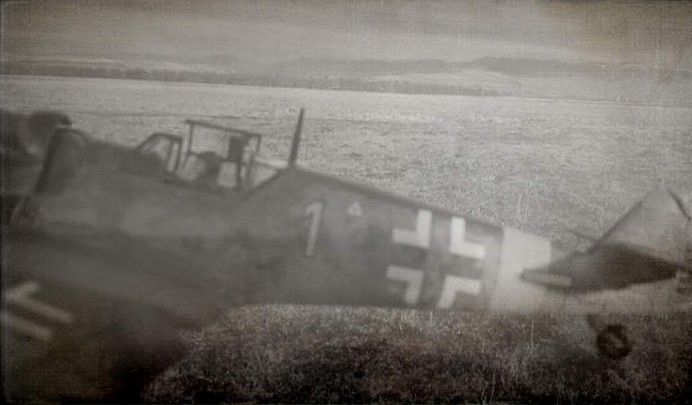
left=1, top=0, right=691, bottom=403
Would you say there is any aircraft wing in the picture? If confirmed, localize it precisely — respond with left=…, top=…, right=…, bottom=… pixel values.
left=565, top=227, right=599, bottom=243
left=2, top=226, right=229, bottom=403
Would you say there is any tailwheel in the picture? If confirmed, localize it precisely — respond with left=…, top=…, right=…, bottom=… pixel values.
left=596, top=324, right=632, bottom=359
left=587, top=315, right=632, bottom=359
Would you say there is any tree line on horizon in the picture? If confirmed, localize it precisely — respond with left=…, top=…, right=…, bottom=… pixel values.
left=0, top=61, right=499, bottom=97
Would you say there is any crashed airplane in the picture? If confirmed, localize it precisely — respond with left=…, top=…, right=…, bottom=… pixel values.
left=1, top=109, right=690, bottom=402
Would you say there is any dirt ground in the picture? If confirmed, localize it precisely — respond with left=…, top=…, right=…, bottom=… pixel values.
left=2, top=75, right=691, bottom=402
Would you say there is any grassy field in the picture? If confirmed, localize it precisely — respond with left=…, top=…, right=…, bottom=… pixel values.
left=2, top=75, right=691, bottom=402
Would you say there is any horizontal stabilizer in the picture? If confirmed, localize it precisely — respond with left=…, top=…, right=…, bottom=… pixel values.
left=523, top=186, right=691, bottom=292
left=566, top=227, right=599, bottom=243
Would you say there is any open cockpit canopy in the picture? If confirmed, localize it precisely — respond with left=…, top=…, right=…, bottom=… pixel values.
left=124, top=119, right=280, bottom=192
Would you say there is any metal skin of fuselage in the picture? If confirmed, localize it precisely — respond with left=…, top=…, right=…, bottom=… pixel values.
left=15, top=164, right=550, bottom=311
left=33, top=171, right=692, bottom=305
left=2, top=112, right=691, bottom=402
left=11, top=147, right=692, bottom=316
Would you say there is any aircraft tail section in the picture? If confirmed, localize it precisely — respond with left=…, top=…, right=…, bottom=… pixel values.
left=522, top=186, right=691, bottom=293
left=600, top=186, right=690, bottom=266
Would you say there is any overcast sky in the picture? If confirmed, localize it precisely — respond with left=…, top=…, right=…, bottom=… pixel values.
left=2, top=0, right=690, bottom=72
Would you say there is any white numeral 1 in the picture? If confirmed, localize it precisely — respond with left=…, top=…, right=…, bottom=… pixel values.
left=304, top=201, right=323, bottom=257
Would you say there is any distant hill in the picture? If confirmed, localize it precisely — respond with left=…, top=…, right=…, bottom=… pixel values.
left=2, top=56, right=691, bottom=106
left=270, top=56, right=692, bottom=80
left=3, top=0, right=689, bottom=104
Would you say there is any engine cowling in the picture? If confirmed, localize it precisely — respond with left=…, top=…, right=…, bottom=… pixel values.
left=0, top=109, right=72, bottom=159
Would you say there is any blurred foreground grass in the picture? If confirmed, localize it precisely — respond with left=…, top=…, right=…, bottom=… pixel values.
left=146, top=306, right=691, bottom=403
